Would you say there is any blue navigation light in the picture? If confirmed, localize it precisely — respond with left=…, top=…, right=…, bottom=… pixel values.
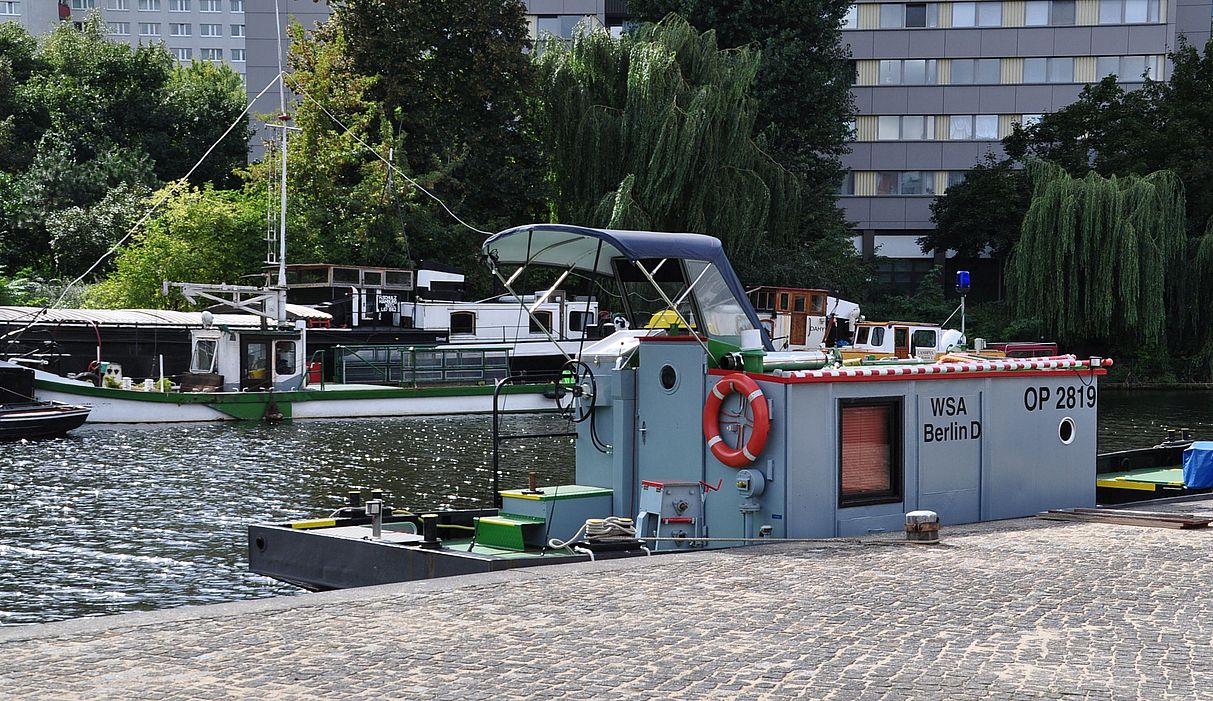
left=956, top=270, right=971, bottom=292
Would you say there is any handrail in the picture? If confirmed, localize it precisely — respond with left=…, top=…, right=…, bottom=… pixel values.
left=490, top=375, right=576, bottom=508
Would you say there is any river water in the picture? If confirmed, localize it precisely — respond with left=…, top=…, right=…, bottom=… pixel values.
left=1, top=390, right=1210, bottom=626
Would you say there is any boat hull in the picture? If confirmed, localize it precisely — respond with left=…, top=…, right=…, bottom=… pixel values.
left=0, top=403, right=91, bottom=439
left=35, top=380, right=556, bottom=424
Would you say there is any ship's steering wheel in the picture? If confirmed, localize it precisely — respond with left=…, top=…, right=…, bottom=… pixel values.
left=556, top=360, right=596, bottom=423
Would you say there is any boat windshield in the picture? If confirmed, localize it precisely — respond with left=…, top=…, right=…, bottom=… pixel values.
left=190, top=339, right=217, bottom=374
left=684, top=260, right=756, bottom=347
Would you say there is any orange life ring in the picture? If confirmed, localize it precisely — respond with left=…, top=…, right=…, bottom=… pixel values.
left=702, top=373, right=770, bottom=468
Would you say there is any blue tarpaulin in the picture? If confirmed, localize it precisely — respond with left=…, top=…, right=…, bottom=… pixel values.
left=1182, top=441, right=1213, bottom=488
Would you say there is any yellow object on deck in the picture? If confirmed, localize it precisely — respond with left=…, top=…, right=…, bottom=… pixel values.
left=291, top=518, right=338, bottom=529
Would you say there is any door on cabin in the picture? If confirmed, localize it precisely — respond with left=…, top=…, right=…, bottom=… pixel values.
left=790, top=293, right=807, bottom=346
left=893, top=326, right=910, bottom=358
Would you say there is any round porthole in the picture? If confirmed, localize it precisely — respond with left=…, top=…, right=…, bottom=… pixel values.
left=1059, top=417, right=1076, bottom=445
left=659, top=364, right=679, bottom=392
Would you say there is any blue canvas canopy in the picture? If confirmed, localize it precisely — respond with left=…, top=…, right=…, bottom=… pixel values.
left=481, top=224, right=769, bottom=348
left=1183, top=441, right=1213, bottom=489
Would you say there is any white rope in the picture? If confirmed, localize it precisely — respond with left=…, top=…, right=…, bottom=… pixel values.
left=548, top=516, right=636, bottom=550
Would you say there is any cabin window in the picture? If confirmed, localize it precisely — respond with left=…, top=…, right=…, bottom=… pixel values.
left=856, top=327, right=870, bottom=344
left=869, top=327, right=885, bottom=346
left=450, top=311, right=476, bottom=335
left=568, top=310, right=590, bottom=332
left=362, top=271, right=383, bottom=287
left=286, top=267, right=328, bottom=285
left=190, top=339, right=217, bottom=373
left=529, top=310, right=553, bottom=334
left=243, top=341, right=269, bottom=381
left=811, top=295, right=825, bottom=314
left=911, top=329, right=937, bottom=351
left=332, top=267, right=359, bottom=284
left=793, top=296, right=806, bottom=313
left=274, top=341, right=297, bottom=376
left=385, top=270, right=413, bottom=289
left=778, top=293, right=790, bottom=311
left=839, top=399, right=903, bottom=507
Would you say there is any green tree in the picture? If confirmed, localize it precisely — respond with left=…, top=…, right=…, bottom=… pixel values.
left=1007, top=161, right=1186, bottom=345
left=628, top=0, right=855, bottom=237
left=85, top=185, right=266, bottom=309
left=533, top=18, right=801, bottom=271
left=925, top=154, right=1030, bottom=258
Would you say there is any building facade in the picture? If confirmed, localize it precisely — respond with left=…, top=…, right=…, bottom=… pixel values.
left=841, top=0, right=1212, bottom=292
left=244, top=0, right=629, bottom=159
left=4, top=0, right=248, bottom=75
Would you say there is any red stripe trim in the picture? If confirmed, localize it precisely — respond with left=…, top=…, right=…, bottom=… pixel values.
left=710, top=367, right=1109, bottom=384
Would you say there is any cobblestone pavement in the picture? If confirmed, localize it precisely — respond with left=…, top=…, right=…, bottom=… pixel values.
left=4, top=501, right=1213, bottom=700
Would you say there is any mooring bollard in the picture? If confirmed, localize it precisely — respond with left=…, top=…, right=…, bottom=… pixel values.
left=365, top=499, right=384, bottom=540
left=905, top=510, right=940, bottom=543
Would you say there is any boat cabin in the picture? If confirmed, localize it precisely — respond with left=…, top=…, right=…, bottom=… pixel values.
left=185, top=323, right=305, bottom=392
left=844, top=321, right=965, bottom=361
left=747, top=286, right=859, bottom=350
left=484, top=225, right=1097, bottom=538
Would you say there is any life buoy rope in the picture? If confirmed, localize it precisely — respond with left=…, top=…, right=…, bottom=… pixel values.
left=702, top=373, right=770, bottom=468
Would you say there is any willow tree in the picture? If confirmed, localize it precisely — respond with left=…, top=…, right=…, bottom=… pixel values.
left=1007, top=161, right=1186, bottom=344
left=532, top=17, right=800, bottom=270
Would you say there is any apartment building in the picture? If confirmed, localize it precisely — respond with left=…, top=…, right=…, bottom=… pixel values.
left=841, top=0, right=1212, bottom=291
left=3, top=0, right=247, bottom=75
left=244, top=0, right=629, bottom=159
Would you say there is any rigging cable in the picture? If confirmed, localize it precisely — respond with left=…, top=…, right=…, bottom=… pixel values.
left=283, top=75, right=493, bottom=237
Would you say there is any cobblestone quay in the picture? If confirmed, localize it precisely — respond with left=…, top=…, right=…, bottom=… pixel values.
left=4, top=501, right=1213, bottom=700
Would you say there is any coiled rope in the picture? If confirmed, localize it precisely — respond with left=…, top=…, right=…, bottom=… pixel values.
left=548, top=516, right=636, bottom=550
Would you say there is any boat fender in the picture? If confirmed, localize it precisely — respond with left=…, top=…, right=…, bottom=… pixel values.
left=702, top=373, right=771, bottom=468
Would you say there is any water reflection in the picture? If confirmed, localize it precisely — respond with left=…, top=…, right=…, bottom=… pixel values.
left=2, top=391, right=1211, bottom=625
left=0, top=414, right=574, bottom=626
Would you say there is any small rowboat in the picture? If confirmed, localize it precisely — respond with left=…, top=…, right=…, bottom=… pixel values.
left=0, top=402, right=91, bottom=440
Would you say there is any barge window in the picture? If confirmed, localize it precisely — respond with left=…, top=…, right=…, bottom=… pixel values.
left=191, top=339, right=217, bottom=373
left=793, top=295, right=806, bottom=313
left=839, top=399, right=903, bottom=506
left=332, top=267, right=360, bottom=284
left=911, top=329, right=937, bottom=351
left=778, top=293, right=789, bottom=311
left=568, top=310, right=590, bottom=332
left=684, top=260, right=757, bottom=346
left=274, top=341, right=297, bottom=376
left=362, top=270, right=383, bottom=287
left=450, top=311, right=476, bottom=335
left=856, top=327, right=870, bottom=344
left=869, top=327, right=885, bottom=346
left=529, top=310, right=552, bottom=334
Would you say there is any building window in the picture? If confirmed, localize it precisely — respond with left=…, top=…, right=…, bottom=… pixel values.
left=879, top=59, right=937, bottom=85
left=947, top=171, right=968, bottom=188
left=950, top=58, right=1000, bottom=84
left=1024, top=0, right=1048, bottom=23
left=1050, top=0, right=1076, bottom=24
left=199, top=0, right=219, bottom=10
left=879, top=3, right=940, bottom=28
left=71, top=0, right=96, bottom=8
left=839, top=399, right=903, bottom=507
left=1099, top=0, right=1158, bottom=22
left=1097, top=55, right=1162, bottom=80
left=529, top=310, right=553, bottom=335
left=200, top=47, right=222, bottom=61
left=229, top=0, right=241, bottom=10
left=230, top=23, right=244, bottom=36
left=170, top=22, right=190, bottom=35
left=200, top=22, right=221, bottom=36
left=450, top=311, right=476, bottom=335
left=106, top=0, right=127, bottom=8
left=1024, top=57, right=1074, bottom=83
left=169, top=0, right=188, bottom=9
left=876, top=171, right=936, bottom=195
left=948, top=115, right=999, bottom=140
left=0, top=0, right=19, bottom=13
left=1019, top=113, right=1043, bottom=127
left=108, top=21, right=130, bottom=34
left=171, top=47, right=192, bottom=60
left=877, top=115, right=935, bottom=140
left=839, top=171, right=855, bottom=195
left=843, top=4, right=858, bottom=28
left=952, top=1, right=1002, bottom=26
left=137, top=0, right=158, bottom=9
left=231, top=48, right=245, bottom=61
left=536, top=14, right=590, bottom=39
left=138, top=22, right=160, bottom=35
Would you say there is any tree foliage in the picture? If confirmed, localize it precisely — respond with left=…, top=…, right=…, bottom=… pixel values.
left=628, top=0, right=855, bottom=237
left=1007, top=161, right=1186, bottom=345
left=85, top=185, right=265, bottom=309
left=924, top=154, right=1029, bottom=257
left=0, top=18, right=248, bottom=279
left=533, top=18, right=801, bottom=271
